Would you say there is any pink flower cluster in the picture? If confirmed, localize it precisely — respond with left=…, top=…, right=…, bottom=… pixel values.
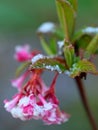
left=4, top=45, right=70, bottom=125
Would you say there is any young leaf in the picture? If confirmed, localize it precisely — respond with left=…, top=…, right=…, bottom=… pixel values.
left=86, top=34, right=98, bottom=55
left=50, top=38, right=57, bottom=54
left=70, top=59, right=98, bottom=78
left=56, top=0, right=76, bottom=41
left=15, top=62, right=31, bottom=77
left=54, top=27, right=65, bottom=39
left=39, top=36, right=54, bottom=55
left=68, top=0, right=78, bottom=12
left=63, top=44, right=75, bottom=68
left=76, top=34, right=92, bottom=50
left=31, top=57, right=67, bottom=73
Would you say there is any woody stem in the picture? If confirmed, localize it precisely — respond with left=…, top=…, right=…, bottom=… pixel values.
left=75, top=77, right=98, bottom=130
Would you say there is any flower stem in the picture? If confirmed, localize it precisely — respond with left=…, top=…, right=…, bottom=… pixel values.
left=75, top=77, right=98, bottom=130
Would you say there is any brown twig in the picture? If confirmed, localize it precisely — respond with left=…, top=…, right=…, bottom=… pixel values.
left=75, top=77, right=98, bottom=130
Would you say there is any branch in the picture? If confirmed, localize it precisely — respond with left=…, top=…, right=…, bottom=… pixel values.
left=75, top=77, right=98, bottom=130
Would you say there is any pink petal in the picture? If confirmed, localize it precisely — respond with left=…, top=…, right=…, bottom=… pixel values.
left=4, top=94, right=20, bottom=111
left=14, top=45, right=32, bottom=62
left=11, top=72, right=28, bottom=90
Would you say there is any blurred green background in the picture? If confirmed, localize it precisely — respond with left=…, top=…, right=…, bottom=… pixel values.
left=0, top=0, right=98, bottom=130
left=0, top=0, right=98, bottom=32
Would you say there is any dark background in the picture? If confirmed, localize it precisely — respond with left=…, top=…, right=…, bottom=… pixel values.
left=0, top=0, right=98, bottom=130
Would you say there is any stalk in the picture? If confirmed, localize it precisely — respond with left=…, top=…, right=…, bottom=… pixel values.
left=75, top=77, right=98, bottom=130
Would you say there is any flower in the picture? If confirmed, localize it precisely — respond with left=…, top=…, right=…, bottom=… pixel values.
left=38, top=73, right=70, bottom=125
left=11, top=71, right=29, bottom=91
left=4, top=70, right=46, bottom=120
left=14, top=44, right=39, bottom=62
left=4, top=93, right=21, bottom=112
left=38, top=94, right=70, bottom=125
left=4, top=93, right=43, bottom=120
left=42, top=105, right=69, bottom=125
left=4, top=70, right=70, bottom=124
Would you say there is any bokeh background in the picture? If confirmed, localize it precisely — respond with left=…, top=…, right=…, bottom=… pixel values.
left=0, top=0, right=98, bottom=130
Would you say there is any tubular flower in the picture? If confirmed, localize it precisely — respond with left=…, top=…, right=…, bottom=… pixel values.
left=40, top=74, right=70, bottom=125
left=11, top=71, right=29, bottom=91
left=4, top=70, right=70, bottom=124
left=38, top=94, right=70, bottom=125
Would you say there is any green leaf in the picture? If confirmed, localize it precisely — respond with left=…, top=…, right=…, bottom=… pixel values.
left=67, top=0, right=78, bottom=12
left=15, top=62, right=31, bottom=77
left=54, top=27, right=65, bottom=39
left=70, top=59, right=98, bottom=78
left=39, top=36, right=54, bottom=55
left=63, top=45, right=75, bottom=68
left=95, top=49, right=98, bottom=54
left=50, top=38, right=57, bottom=54
left=56, top=0, right=76, bottom=40
left=86, top=34, right=98, bottom=55
left=76, top=34, right=92, bottom=49
left=31, top=57, right=67, bottom=73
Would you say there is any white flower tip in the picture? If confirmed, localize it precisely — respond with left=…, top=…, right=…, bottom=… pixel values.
left=11, top=81, right=17, bottom=87
left=18, top=96, right=30, bottom=106
left=44, top=103, right=53, bottom=111
left=15, top=44, right=30, bottom=52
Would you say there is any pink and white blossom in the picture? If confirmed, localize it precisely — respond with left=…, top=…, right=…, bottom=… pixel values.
left=42, top=106, right=69, bottom=125
left=4, top=70, right=70, bottom=124
left=38, top=93, right=70, bottom=125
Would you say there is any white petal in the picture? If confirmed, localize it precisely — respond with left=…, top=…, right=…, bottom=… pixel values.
left=18, top=96, right=30, bottom=106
